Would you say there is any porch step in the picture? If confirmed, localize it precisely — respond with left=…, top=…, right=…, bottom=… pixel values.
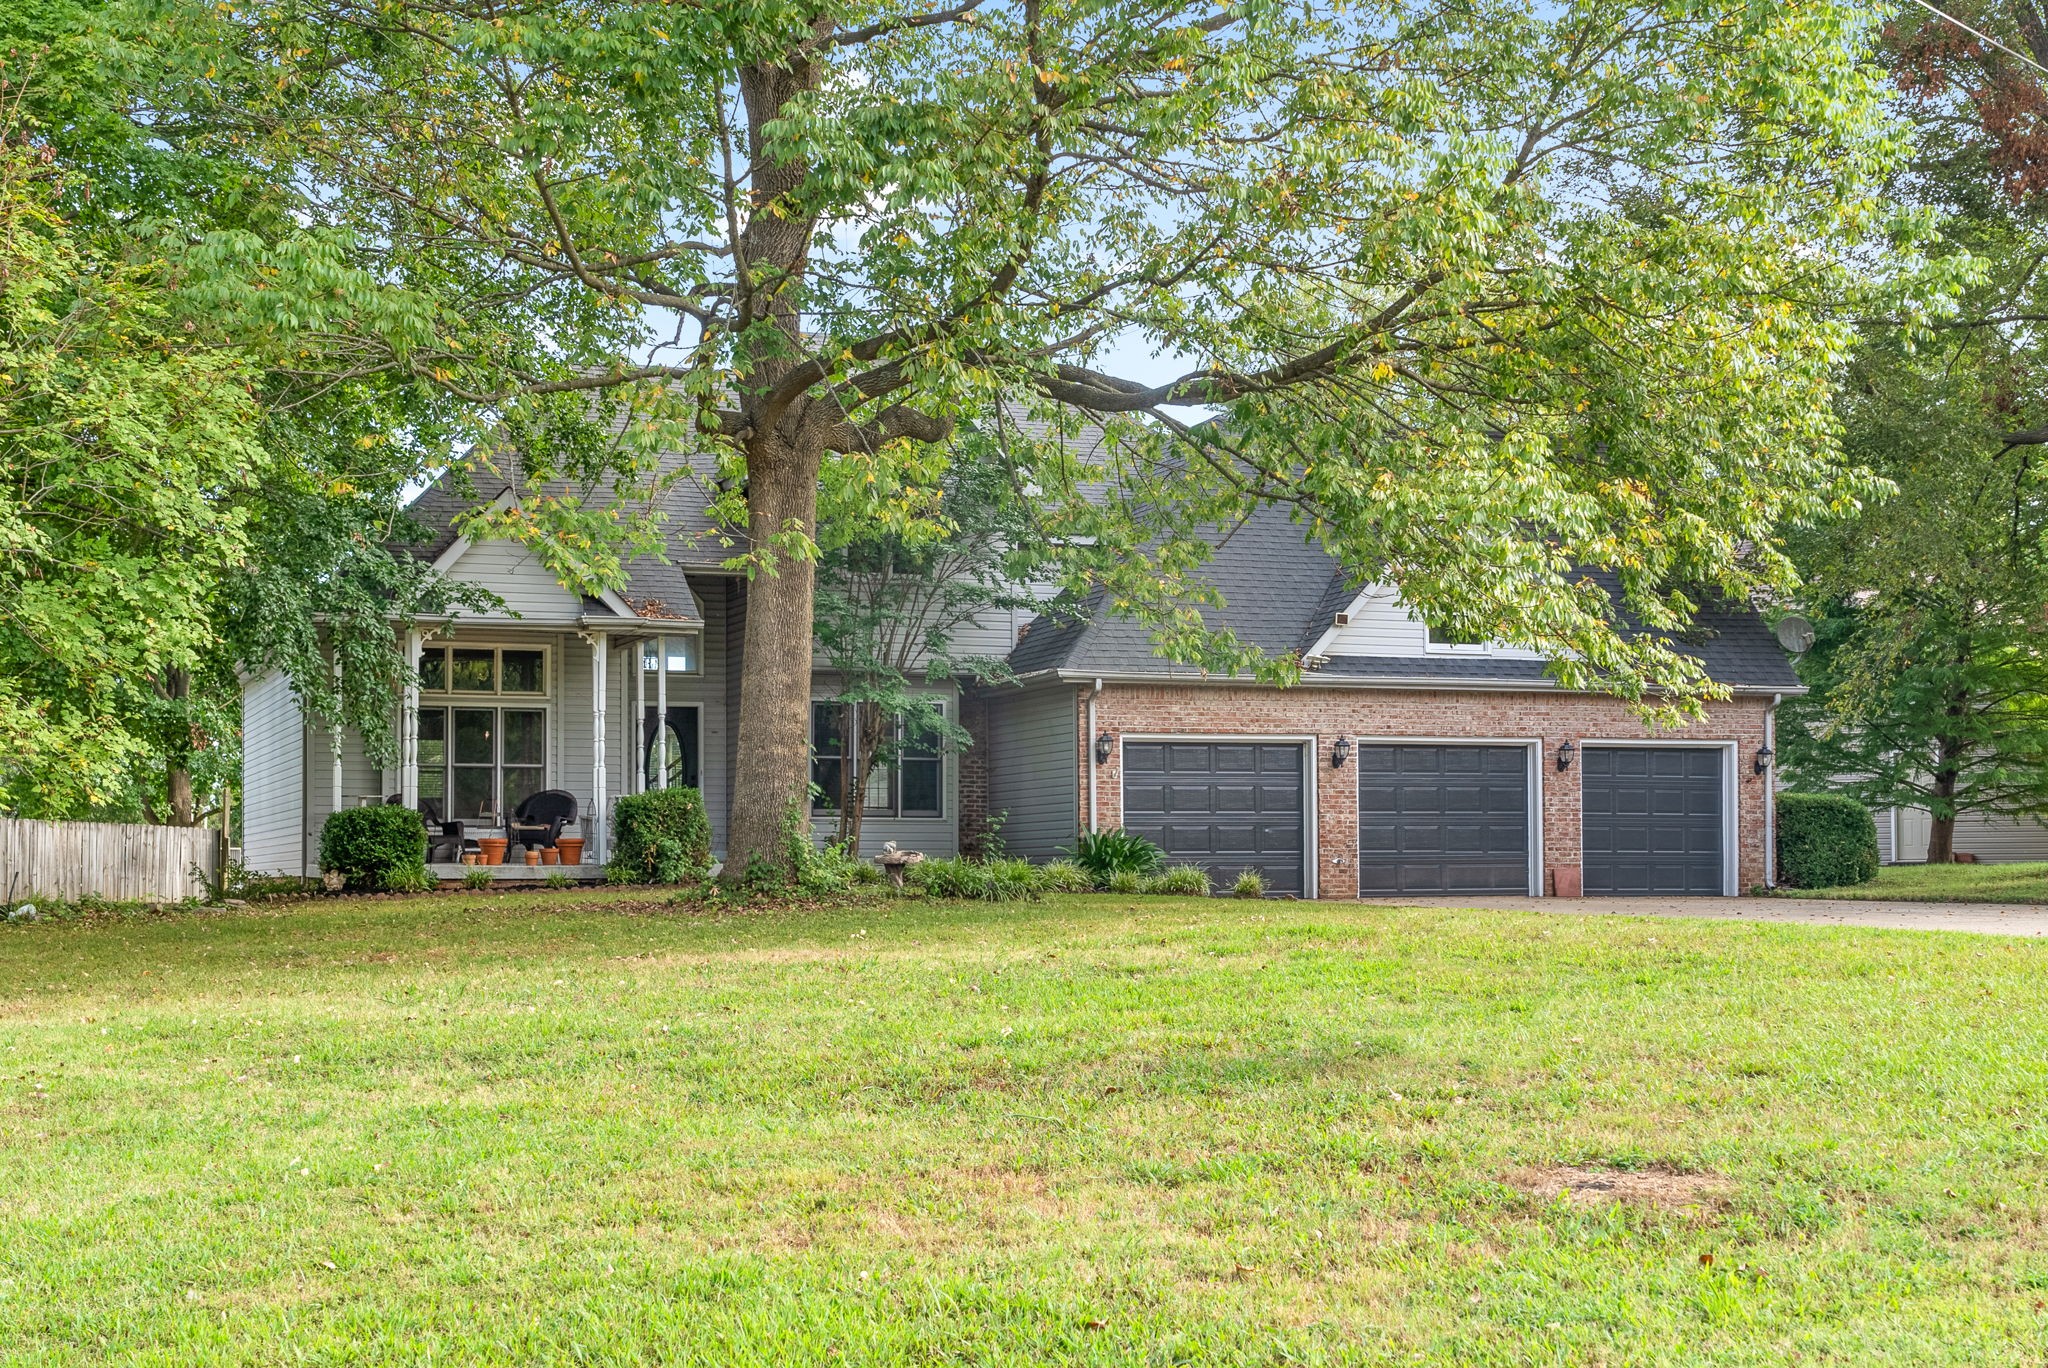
left=430, top=863, right=605, bottom=885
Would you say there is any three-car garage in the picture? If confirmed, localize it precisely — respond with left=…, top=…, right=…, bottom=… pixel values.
left=1116, top=735, right=1738, bottom=899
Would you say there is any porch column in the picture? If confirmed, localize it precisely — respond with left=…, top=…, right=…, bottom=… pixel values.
left=633, top=637, right=647, bottom=794
left=400, top=629, right=422, bottom=810
left=654, top=634, right=670, bottom=790
left=591, top=631, right=609, bottom=864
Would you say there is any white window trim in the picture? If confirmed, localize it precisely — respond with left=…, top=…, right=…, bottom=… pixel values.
left=417, top=700, right=554, bottom=825
left=638, top=632, right=704, bottom=676
left=1422, top=625, right=1492, bottom=655
left=419, top=640, right=554, bottom=699
left=807, top=691, right=953, bottom=823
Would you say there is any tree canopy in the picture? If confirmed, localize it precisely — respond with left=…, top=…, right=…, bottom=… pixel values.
left=122, top=0, right=1942, bottom=870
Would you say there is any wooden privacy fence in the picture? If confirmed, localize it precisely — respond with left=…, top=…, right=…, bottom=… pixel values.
left=0, top=817, right=221, bottom=904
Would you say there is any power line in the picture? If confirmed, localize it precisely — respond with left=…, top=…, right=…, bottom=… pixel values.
left=1905, top=0, right=2048, bottom=80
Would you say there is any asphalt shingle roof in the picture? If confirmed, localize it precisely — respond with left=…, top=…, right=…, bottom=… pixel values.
left=1004, top=504, right=1802, bottom=692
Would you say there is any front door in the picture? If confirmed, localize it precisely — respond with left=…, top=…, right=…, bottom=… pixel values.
left=641, top=705, right=701, bottom=791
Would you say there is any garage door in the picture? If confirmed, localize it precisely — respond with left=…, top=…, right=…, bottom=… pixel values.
left=1121, top=742, right=1306, bottom=895
left=1357, top=745, right=1531, bottom=894
left=1582, top=747, right=1724, bottom=895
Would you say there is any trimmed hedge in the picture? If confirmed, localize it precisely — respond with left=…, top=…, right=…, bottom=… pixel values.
left=607, top=787, right=713, bottom=884
left=319, top=806, right=429, bottom=892
left=1777, top=792, right=1879, bottom=889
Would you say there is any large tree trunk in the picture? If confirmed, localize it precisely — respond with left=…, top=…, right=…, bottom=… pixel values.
left=158, top=668, right=199, bottom=826
left=1926, top=724, right=1966, bottom=864
left=726, top=435, right=824, bottom=879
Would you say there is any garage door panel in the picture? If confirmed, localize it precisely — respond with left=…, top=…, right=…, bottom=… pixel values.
left=1123, top=742, right=1306, bottom=895
left=1356, top=745, right=1531, bottom=895
left=1583, top=746, right=1723, bottom=895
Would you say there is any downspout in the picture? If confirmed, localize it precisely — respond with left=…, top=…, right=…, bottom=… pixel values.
left=1763, top=693, right=1781, bottom=888
left=1086, top=678, right=1103, bottom=833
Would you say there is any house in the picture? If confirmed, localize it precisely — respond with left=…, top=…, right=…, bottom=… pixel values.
left=1873, top=807, right=2048, bottom=865
left=240, top=455, right=1802, bottom=896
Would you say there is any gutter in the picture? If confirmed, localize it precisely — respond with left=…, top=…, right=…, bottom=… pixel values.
left=1027, top=668, right=1807, bottom=698
left=1763, top=692, right=1782, bottom=888
left=1086, top=677, right=1103, bottom=833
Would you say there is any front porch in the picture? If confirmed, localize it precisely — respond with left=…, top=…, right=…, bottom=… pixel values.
left=429, top=862, right=608, bottom=885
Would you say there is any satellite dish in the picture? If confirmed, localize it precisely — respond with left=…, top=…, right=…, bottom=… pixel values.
left=1775, top=615, right=1815, bottom=655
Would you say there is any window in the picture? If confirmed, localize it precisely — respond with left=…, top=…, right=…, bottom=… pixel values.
left=811, top=702, right=848, bottom=811
left=1423, top=620, right=1490, bottom=653
left=420, top=705, right=549, bottom=821
left=809, top=700, right=946, bottom=818
left=640, top=635, right=701, bottom=674
left=898, top=704, right=944, bottom=818
left=417, top=645, right=550, bottom=695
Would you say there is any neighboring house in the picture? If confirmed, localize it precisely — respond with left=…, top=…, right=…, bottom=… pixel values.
left=1873, top=807, right=2048, bottom=865
left=241, top=460, right=1802, bottom=897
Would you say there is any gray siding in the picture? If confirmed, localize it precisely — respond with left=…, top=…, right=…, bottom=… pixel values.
left=441, top=539, right=590, bottom=621
left=239, top=670, right=305, bottom=875
left=1879, top=806, right=2048, bottom=864
left=985, top=686, right=1079, bottom=861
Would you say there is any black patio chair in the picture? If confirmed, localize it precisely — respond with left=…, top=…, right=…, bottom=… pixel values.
left=389, top=792, right=468, bottom=862
left=508, top=789, right=578, bottom=853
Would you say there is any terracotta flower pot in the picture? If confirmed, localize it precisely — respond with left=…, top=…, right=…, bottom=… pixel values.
left=478, top=838, right=509, bottom=867
left=540, top=848, right=560, bottom=866
left=556, top=838, right=584, bottom=866
left=462, top=853, right=478, bottom=867
left=524, top=849, right=541, bottom=866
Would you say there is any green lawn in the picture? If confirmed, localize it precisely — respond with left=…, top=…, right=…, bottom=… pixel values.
left=4, top=892, right=2048, bottom=1365
left=1787, top=861, right=2048, bottom=903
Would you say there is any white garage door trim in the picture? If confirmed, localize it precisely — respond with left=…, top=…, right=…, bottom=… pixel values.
left=1578, top=739, right=1739, bottom=897
left=1116, top=734, right=1319, bottom=898
left=1347, top=736, right=1544, bottom=896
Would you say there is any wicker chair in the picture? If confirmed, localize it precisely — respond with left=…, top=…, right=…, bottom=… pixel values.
left=389, top=792, right=468, bottom=863
left=508, top=789, right=578, bottom=853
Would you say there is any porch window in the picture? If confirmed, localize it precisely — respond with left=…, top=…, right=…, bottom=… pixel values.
left=640, top=636, right=701, bottom=674
left=417, top=645, right=550, bottom=695
left=420, top=705, right=549, bottom=821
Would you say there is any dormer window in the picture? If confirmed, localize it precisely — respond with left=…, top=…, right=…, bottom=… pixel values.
left=1424, top=621, right=1491, bottom=654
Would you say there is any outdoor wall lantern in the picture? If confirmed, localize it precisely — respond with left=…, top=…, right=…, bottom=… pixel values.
left=1556, top=739, right=1576, bottom=772
left=1095, top=731, right=1115, bottom=765
left=1331, top=736, right=1352, bottom=768
left=1753, top=745, right=1774, bottom=776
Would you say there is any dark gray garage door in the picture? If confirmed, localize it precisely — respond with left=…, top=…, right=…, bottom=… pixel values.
left=1357, top=745, right=1531, bottom=894
left=1122, top=742, right=1305, bottom=895
left=1582, top=747, right=1724, bottom=895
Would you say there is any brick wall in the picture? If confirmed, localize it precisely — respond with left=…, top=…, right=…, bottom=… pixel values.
left=1076, top=683, right=1776, bottom=897
left=957, top=690, right=992, bottom=856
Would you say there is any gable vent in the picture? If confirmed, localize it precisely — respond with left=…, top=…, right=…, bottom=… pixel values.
left=1333, top=612, right=1351, bottom=627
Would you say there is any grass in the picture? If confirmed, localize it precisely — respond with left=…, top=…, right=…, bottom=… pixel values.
left=1784, top=860, right=2048, bottom=904
left=4, top=892, right=2048, bottom=1365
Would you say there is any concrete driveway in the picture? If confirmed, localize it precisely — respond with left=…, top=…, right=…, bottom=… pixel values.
left=1356, top=894, right=2048, bottom=937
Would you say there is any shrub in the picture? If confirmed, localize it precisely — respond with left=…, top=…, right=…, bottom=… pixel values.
left=1070, top=828, right=1164, bottom=886
left=1146, top=864, right=1212, bottom=897
left=909, top=856, right=1044, bottom=901
left=1103, top=869, right=1144, bottom=895
left=607, top=788, right=712, bottom=884
left=319, top=806, right=429, bottom=892
left=463, top=867, right=493, bottom=890
left=1038, top=859, right=1094, bottom=893
left=1232, top=869, right=1266, bottom=899
left=544, top=871, right=574, bottom=889
left=1777, top=792, right=1879, bottom=889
